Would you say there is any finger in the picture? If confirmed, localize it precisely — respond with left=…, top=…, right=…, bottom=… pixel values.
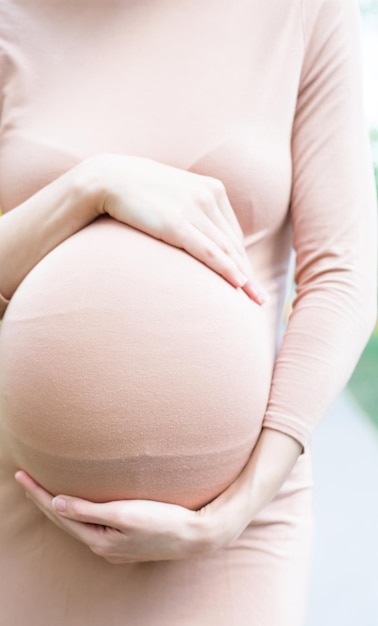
left=15, top=471, right=103, bottom=526
left=204, top=198, right=247, bottom=258
left=16, top=472, right=58, bottom=524
left=15, top=470, right=49, bottom=496
left=196, top=213, right=251, bottom=277
left=216, top=189, right=245, bottom=242
left=197, top=214, right=268, bottom=304
left=242, top=279, right=269, bottom=304
left=51, top=495, right=126, bottom=529
left=218, top=220, right=251, bottom=272
left=15, top=470, right=72, bottom=523
left=15, top=471, right=74, bottom=529
left=203, top=196, right=269, bottom=304
left=179, top=224, right=251, bottom=290
left=15, top=471, right=109, bottom=546
left=211, top=213, right=269, bottom=304
left=180, top=224, right=267, bottom=305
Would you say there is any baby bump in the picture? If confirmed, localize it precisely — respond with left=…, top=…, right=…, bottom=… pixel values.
left=0, top=216, right=274, bottom=509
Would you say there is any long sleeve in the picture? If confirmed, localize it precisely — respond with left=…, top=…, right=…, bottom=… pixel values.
left=262, top=0, right=377, bottom=449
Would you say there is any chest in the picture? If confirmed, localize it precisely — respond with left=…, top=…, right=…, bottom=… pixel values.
left=0, top=0, right=303, bottom=238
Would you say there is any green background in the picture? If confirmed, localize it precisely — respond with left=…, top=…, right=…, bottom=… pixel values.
left=347, top=130, right=378, bottom=430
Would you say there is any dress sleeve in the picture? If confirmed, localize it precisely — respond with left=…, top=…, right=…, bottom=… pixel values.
left=261, top=0, right=377, bottom=451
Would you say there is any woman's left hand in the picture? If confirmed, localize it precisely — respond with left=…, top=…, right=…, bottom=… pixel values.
left=15, top=470, right=250, bottom=564
left=15, top=428, right=302, bottom=564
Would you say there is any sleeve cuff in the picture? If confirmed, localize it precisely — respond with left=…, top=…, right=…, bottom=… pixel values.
left=261, top=414, right=311, bottom=455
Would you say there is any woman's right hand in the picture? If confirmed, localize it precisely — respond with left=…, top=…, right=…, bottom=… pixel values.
left=82, top=153, right=267, bottom=305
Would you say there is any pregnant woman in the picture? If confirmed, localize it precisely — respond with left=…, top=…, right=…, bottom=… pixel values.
left=0, top=0, right=376, bottom=624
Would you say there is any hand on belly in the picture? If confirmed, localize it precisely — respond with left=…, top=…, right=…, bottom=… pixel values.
left=0, top=217, right=274, bottom=509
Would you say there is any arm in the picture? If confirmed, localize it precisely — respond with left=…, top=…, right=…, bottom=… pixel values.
left=0, top=166, right=100, bottom=313
left=262, top=0, right=377, bottom=449
left=221, top=0, right=377, bottom=519
left=231, top=0, right=377, bottom=518
left=0, top=153, right=267, bottom=321
left=0, top=39, right=102, bottom=313
left=16, top=428, right=302, bottom=563
left=16, top=0, right=376, bottom=562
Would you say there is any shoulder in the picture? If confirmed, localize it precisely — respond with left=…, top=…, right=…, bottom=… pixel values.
left=0, top=2, right=39, bottom=48
left=299, top=0, right=362, bottom=84
left=301, top=0, right=361, bottom=42
left=0, top=1, right=22, bottom=34
left=0, top=2, right=23, bottom=61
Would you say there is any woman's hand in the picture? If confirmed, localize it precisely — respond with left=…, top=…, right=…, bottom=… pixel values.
left=15, top=429, right=302, bottom=564
left=80, top=153, right=267, bottom=305
left=14, top=471, right=249, bottom=564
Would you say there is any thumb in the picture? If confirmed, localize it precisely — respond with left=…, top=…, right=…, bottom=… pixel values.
left=52, top=496, right=124, bottom=528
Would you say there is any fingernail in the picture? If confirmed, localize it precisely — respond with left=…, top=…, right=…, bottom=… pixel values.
left=52, top=497, right=66, bottom=513
left=234, top=270, right=249, bottom=288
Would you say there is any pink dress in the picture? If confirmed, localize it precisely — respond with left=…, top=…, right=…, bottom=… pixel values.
left=0, top=0, right=376, bottom=624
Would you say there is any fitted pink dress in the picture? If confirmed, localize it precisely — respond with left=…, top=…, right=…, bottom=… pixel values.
left=0, top=0, right=376, bottom=624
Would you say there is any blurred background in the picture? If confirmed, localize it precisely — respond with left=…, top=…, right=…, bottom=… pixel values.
left=348, top=0, right=378, bottom=424
left=305, top=3, right=378, bottom=625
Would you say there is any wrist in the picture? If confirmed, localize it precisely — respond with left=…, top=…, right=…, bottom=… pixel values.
left=241, top=428, right=303, bottom=515
left=72, top=155, right=111, bottom=219
left=207, top=428, right=303, bottom=531
left=194, top=478, right=254, bottom=553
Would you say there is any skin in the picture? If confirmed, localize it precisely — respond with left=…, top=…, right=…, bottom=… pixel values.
left=1, top=152, right=301, bottom=563
left=15, top=428, right=302, bottom=564
left=0, top=154, right=267, bottom=305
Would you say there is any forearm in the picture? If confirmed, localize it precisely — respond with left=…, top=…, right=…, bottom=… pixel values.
left=0, top=161, right=101, bottom=302
left=0, top=152, right=260, bottom=314
left=216, top=427, right=303, bottom=525
left=16, top=426, right=305, bottom=563
left=259, top=0, right=377, bottom=449
left=205, top=425, right=303, bottom=550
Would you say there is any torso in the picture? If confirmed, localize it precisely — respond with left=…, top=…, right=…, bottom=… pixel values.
left=0, top=0, right=303, bottom=505
left=0, top=4, right=317, bottom=625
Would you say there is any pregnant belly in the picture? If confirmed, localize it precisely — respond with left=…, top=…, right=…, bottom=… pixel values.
left=0, top=216, right=274, bottom=509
